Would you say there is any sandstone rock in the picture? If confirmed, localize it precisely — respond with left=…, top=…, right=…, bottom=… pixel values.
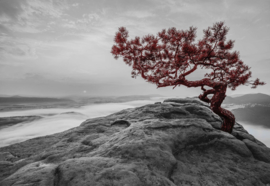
left=1, top=161, right=57, bottom=186
left=164, top=97, right=209, bottom=107
left=243, top=139, right=270, bottom=163
left=0, top=152, right=16, bottom=162
left=0, top=98, right=270, bottom=186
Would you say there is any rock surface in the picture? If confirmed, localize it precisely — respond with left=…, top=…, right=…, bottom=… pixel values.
left=0, top=98, right=270, bottom=186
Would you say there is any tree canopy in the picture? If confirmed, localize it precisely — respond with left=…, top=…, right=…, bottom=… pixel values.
left=111, top=22, right=264, bottom=91
left=111, top=22, right=265, bottom=133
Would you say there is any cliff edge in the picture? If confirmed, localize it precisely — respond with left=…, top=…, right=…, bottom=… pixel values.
left=0, top=98, right=270, bottom=186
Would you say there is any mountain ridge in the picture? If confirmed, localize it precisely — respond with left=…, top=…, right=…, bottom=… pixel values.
left=223, top=93, right=270, bottom=105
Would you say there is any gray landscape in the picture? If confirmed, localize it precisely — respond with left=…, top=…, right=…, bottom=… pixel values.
left=1, top=97, right=270, bottom=185
left=1, top=0, right=270, bottom=185
left=0, top=93, right=270, bottom=148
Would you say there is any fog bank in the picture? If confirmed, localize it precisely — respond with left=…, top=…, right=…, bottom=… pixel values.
left=0, top=98, right=164, bottom=147
left=0, top=97, right=270, bottom=148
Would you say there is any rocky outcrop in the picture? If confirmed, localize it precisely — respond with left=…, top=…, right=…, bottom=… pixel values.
left=0, top=98, right=270, bottom=186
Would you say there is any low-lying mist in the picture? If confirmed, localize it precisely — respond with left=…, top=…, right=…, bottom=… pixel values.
left=0, top=98, right=164, bottom=147
left=0, top=97, right=269, bottom=148
left=0, top=115, right=86, bottom=147
left=238, top=122, right=270, bottom=147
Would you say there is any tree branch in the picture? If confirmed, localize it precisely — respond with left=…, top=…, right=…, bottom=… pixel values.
left=199, top=89, right=216, bottom=103
left=181, top=64, right=198, bottom=77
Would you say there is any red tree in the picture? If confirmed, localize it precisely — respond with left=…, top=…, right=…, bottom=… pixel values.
left=111, top=22, right=265, bottom=133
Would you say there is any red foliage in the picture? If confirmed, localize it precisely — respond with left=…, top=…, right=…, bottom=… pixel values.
left=111, top=22, right=265, bottom=133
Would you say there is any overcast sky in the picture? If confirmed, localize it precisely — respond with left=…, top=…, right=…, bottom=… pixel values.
left=0, top=0, right=269, bottom=97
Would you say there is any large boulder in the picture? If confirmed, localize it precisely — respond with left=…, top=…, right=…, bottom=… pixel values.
left=0, top=98, right=270, bottom=186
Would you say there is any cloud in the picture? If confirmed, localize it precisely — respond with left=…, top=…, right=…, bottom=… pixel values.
left=23, top=73, right=50, bottom=82
left=123, top=10, right=155, bottom=18
left=64, top=13, right=101, bottom=31
left=0, top=0, right=269, bottom=96
left=0, top=33, right=39, bottom=60
left=0, top=39, right=25, bottom=58
left=0, top=0, right=26, bottom=19
left=0, top=0, right=68, bottom=33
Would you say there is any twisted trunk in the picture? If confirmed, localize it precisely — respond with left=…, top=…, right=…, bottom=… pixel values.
left=180, top=78, right=235, bottom=133
left=206, top=84, right=235, bottom=133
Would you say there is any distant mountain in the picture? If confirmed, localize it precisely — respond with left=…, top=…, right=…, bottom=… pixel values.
left=0, top=97, right=74, bottom=104
left=0, top=96, right=76, bottom=111
left=117, top=94, right=162, bottom=99
left=223, top=93, right=270, bottom=105
left=229, top=94, right=245, bottom=98
left=191, top=93, right=270, bottom=105
left=65, top=94, right=164, bottom=104
left=232, top=105, right=270, bottom=128
left=0, top=95, right=164, bottom=112
left=0, top=115, right=42, bottom=129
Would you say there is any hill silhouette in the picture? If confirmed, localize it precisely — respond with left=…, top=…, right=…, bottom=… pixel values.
left=223, top=93, right=270, bottom=105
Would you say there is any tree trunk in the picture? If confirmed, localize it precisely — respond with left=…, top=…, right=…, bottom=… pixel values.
left=199, top=83, right=235, bottom=133
left=178, top=77, right=235, bottom=133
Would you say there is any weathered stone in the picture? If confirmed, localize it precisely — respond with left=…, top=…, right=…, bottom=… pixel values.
left=164, top=97, right=208, bottom=107
left=0, top=98, right=270, bottom=186
left=0, top=152, right=16, bottom=162
left=243, top=139, right=270, bottom=163
left=0, top=162, right=57, bottom=186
